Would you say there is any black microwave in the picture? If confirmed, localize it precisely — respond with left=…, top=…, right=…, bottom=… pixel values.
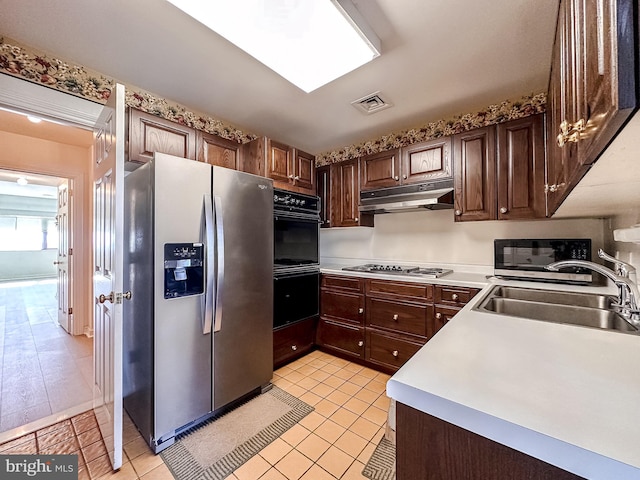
left=494, top=239, right=592, bottom=284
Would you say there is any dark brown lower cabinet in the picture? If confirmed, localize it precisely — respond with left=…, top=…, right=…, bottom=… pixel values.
left=396, top=402, right=584, bottom=480
left=316, top=319, right=365, bottom=359
left=273, top=316, right=317, bottom=368
left=366, top=330, right=423, bottom=372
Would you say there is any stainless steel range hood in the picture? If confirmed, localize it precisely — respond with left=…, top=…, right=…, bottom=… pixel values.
left=359, top=180, right=454, bottom=214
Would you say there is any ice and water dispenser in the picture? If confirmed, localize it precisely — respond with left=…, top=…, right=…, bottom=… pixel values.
left=164, top=243, right=204, bottom=299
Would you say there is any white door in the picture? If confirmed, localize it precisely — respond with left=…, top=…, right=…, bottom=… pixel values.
left=55, top=181, right=71, bottom=333
left=92, top=83, right=126, bottom=470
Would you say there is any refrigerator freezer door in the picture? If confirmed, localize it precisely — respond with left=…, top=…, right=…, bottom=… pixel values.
left=212, top=167, right=274, bottom=410
left=153, top=154, right=213, bottom=443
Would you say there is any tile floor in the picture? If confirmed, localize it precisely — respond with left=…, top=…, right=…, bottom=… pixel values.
left=0, top=350, right=392, bottom=479
left=0, top=278, right=94, bottom=433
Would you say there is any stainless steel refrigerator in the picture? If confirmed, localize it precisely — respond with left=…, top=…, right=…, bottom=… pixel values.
left=123, top=152, right=273, bottom=453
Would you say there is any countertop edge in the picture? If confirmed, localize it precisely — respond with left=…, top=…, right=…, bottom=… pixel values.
left=386, top=379, right=640, bottom=480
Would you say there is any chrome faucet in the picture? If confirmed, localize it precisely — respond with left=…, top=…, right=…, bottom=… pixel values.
left=597, top=248, right=637, bottom=282
left=546, top=258, right=640, bottom=326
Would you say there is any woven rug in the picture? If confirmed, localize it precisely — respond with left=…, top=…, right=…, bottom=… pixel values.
left=362, top=436, right=396, bottom=480
left=160, top=386, right=313, bottom=480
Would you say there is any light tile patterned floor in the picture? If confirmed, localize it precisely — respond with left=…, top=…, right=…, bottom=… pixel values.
left=0, top=279, right=93, bottom=433
left=0, top=350, right=392, bottom=479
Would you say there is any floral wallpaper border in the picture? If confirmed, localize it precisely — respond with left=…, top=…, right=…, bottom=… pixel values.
left=1, top=36, right=545, bottom=164
left=0, top=36, right=257, bottom=144
left=316, top=92, right=546, bottom=166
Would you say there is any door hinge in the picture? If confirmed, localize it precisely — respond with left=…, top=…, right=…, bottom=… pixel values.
left=68, top=248, right=73, bottom=255
left=68, top=307, right=73, bottom=315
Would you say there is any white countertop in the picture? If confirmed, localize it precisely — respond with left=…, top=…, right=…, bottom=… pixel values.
left=386, top=278, right=640, bottom=479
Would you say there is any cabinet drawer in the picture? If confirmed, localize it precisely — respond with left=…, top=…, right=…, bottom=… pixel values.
left=322, top=275, right=364, bottom=293
left=434, top=285, right=479, bottom=307
left=366, top=330, right=424, bottom=371
left=320, top=290, right=365, bottom=324
left=432, top=306, right=461, bottom=336
left=366, top=297, right=428, bottom=338
left=366, top=279, right=432, bottom=301
left=316, top=319, right=365, bottom=359
left=273, top=317, right=316, bottom=367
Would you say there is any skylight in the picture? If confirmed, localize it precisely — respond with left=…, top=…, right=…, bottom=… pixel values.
left=166, top=0, right=381, bottom=93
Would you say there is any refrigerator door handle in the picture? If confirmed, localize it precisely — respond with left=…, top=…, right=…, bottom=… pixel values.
left=203, top=194, right=214, bottom=335
left=214, top=195, right=225, bottom=332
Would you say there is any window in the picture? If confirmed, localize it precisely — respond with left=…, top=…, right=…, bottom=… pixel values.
left=0, top=216, right=58, bottom=251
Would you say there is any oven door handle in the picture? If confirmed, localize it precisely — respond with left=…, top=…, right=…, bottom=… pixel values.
left=274, top=270, right=320, bottom=281
left=274, top=212, right=321, bottom=223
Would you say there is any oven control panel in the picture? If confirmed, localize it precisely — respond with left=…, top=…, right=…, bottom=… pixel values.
left=273, top=189, right=319, bottom=214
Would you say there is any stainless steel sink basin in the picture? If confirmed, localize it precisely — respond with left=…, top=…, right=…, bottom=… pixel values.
left=487, top=285, right=615, bottom=309
left=475, top=286, right=638, bottom=334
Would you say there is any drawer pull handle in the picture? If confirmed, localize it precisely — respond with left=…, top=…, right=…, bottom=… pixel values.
left=358, top=307, right=364, bottom=314
left=392, top=350, right=399, bottom=358
left=435, top=312, right=442, bottom=320
left=358, top=340, right=364, bottom=347
left=392, top=314, right=399, bottom=321
left=451, top=293, right=459, bottom=301
left=291, top=345, right=297, bottom=351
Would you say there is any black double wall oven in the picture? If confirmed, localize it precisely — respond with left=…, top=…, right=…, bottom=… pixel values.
left=273, top=189, right=320, bottom=330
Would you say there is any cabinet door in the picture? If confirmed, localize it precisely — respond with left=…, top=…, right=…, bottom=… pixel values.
left=273, top=316, right=316, bottom=368
left=366, top=297, right=429, bottom=338
left=320, top=289, right=365, bottom=325
left=360, top=149, right=400, bottom=191
left=432, top=306, right=460, bottom=337
left=267, top=139, right=292, bottom=184
left=366, top=330, right=424, bottom=372
left=196, top=131, right=241, bottom=169
left=128, top=108, right=196, bottom=163
left=316, top=319, right=365, bottom=359
left=576, top=0, right=635, bottom=165
left=401, top=137, right=452, bottom=184
left=333, top=159, right=360, bottom=227
left=497, top=114, right=546, bottom=219
left=316, top=165, right=331, bottom=228
left=453, top=126, right=496, bottom=221
left=292, top=149, right=315, bottom=192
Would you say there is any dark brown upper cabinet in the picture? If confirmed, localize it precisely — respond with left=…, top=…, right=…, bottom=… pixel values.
left=496, top=114, right=546, bottom=220
left=316, top=165, right=332, bottom=228
left=360, top=149, right=401, bottom=191
left=196, top=131, right=242, bottom=170
left=128, top=108, right=196, bottom=163
left=333, top=159, right=374, bottom=228
left=546, top=0, right=636, bottom=215
left=242, top=137, right=315, bottom=195
left=400, top=137, right=452, bottom=184
left=453, top=126, right=497, bottom=222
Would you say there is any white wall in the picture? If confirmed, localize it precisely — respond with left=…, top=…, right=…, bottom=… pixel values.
left=0, top=250, right=57, bottom=281
left=606, top=211, right=640, bottom=272
left=320, top=209, right=607, bottom=268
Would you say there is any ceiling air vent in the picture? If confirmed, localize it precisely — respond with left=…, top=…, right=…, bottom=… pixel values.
left=351, top=91, right=392, bottom=115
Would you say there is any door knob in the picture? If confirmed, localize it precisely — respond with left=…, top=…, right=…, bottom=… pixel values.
left=98, top=292, right=114, bottom=304
left=123, top=291, right=132, bottom=300
left=499, top=207, right=508, bottom=214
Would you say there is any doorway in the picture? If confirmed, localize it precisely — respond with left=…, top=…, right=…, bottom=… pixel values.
left=0, top=168, right=93, bottom=435
left=0, top=108, right=96, bottom=439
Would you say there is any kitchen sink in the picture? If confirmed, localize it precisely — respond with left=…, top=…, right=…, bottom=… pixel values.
left=475, top=286, right=638, bottom=334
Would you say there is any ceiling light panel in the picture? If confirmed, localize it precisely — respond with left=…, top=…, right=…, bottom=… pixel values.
left=166, top=0, right=381, bottom=93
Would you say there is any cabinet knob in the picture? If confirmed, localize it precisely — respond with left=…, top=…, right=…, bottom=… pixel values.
left=358, top=340, right=364, bottom=347
left=403, top=174, right=407, bottom=180
left=392, top=350, right=399, bottom=358
left=392, top=314, right=399, bottom=321
left=435, top=312, right=442, bottom=320
left=291, top=345, right=297, bottom=351
left=294, top=176, right=300, bottom=180
left=451, top=293, right=459, bottom=301
left=455, top=209, right=462, bottom=216
left=500, top=207, right=508, bottom=214
left=394, top=176, right=399, bottom=181
left=354, top=217, right=359, bottom=222
left=358, top=307, right=364, bottom=314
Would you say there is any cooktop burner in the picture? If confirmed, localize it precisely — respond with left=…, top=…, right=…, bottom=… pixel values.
left=342, top=264, right=453, bottom=278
